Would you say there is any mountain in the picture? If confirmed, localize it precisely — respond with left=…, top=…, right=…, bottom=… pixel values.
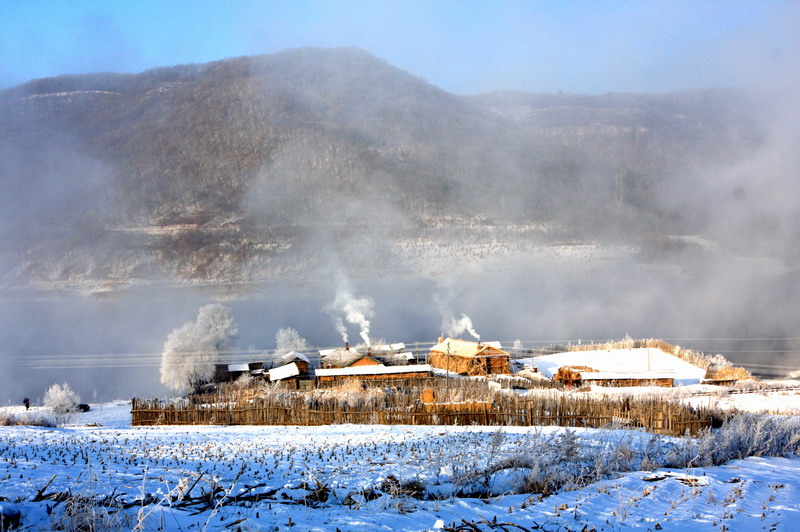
left=0, top=47, right=778, bottom=289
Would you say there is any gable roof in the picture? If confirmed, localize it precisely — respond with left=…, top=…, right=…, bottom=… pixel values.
left=319, top=347, right=368, bottom=368
left=279, top=351, right=310, bottom=365
left=430, top=338, right=508, bottom=358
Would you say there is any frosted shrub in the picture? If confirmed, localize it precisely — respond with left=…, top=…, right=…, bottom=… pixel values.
left=44, top=382, right=80, bottom=416
left=49, top=493, right=131, bottom=532
left=0, top=411, right=57, bottom=427
left=232, top=373, right=253, bottom=390
left=691, top=414, right=800, bottom=466
left=307, top=379, right=385, bottom=410
left=48, top=464, right=134, bottom=532
left=707, top=353, right=731, bottom=369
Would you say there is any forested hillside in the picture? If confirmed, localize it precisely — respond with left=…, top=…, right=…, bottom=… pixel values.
left=0, top=47, right=775, bottom=288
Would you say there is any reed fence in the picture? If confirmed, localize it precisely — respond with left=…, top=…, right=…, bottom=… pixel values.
left=131, top=381, right=714, bottom=436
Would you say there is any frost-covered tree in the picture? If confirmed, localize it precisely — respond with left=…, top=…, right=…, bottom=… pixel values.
left=196, top=304, right=238, bottom=353
left=43, top=382, right=80, bottom=415
left=160, top=304, right=238, bottom=394
left=275, top=327, right=310, bottom=355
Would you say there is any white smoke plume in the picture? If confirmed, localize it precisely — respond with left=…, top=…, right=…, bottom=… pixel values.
left=442, top=313, right=480, bottom=341
left=333, top=317, right=348, bottom=344
left=329, top=286, right=374, bottom=346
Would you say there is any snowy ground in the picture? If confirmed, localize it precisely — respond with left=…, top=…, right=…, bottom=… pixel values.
left=579, top=381, right=800, bottom=415
left=1, top=400, right=800, bottom=531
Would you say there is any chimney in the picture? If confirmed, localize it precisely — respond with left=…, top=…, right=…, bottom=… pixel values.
left=438, top=337, right=443, bottom=344
left=344, top=342, right=350, bottom=351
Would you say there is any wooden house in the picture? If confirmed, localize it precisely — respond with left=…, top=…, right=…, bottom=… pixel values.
left=428, top=338, right=511, bottom=376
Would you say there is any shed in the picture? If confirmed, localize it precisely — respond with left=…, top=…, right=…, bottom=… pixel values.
left=213, top=362, right=266, bottom=382
left=278, top=351, right=310, bottom=374
left=428, top=338, right=511, bottom=376
left=533, top=348, right=706, bottom=386
left=269, top=362, right=301, bottom=382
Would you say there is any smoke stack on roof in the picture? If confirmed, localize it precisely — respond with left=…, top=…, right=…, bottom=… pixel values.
left=345, top=342, right=350, bottom=351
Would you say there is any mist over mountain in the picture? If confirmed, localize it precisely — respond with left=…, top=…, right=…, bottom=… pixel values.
left=1, top=47, right=799, bottom=402
left=0, top=47, right=786, bottom=290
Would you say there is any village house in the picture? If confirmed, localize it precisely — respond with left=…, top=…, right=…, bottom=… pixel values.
left=315, top=343, right=431, bottom=383
left=313, top=362, right=432, bottom=383
left=428, top=338, right=511, bottom=376
left=319, top=343, right=381, bottom=369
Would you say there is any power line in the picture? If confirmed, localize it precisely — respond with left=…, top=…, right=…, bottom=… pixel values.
left=17, top=338, right=800, bottom=372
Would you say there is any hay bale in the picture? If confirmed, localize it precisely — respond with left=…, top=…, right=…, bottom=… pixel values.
left=554, top=365, right=598, bottom=383
left=705, top=365, right=754, bottom=381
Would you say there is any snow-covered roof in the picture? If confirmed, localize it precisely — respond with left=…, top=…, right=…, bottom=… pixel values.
left=430, top=338, right=507, bottom=358
left=369, top=343, right=406, bottom=353
left=532, top=348, right=706, bottom=385
left=227, top=363, right=250, bottom=372
left=314, top=364, right=432, bottom=378
left=279, top=351, right=310, bottom=365
left=319, top=348, right=364, bottom=368
left=269, top=362, right=301, bottom=381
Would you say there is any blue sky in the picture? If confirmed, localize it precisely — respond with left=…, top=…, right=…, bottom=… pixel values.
left=1, top=0, right=798, bottom=94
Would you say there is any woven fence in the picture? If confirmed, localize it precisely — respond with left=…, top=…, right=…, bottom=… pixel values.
left=131, top=381, right=714, bottom=436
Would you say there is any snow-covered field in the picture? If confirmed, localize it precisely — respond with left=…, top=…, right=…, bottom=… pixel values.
left=1, top=398, right=800, bottom=531
left=582, top=381, right=800, bottom=416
